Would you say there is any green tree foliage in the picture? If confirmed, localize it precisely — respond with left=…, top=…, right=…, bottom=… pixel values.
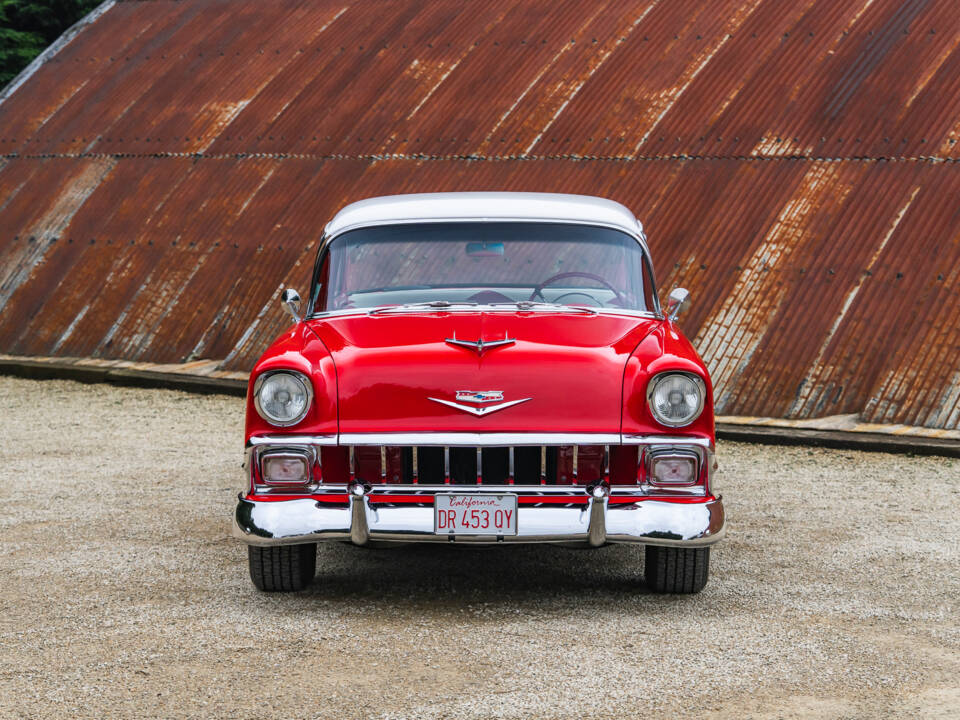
left=1, top=0, right=101, bottom=89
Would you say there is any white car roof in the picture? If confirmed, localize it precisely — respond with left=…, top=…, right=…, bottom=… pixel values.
left=324, top=192, right=644, bottom=238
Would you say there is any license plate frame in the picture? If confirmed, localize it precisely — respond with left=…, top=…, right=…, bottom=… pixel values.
left=434, top=494, right=518, bottom=536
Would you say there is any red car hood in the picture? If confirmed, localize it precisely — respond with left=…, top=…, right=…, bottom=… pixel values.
left=306, top=312, right=657, bottom=434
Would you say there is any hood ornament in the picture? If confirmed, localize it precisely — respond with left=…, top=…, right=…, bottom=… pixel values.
left=445, top=332, right=515, bottom=354
left=428, top=391, right=530, bottom=417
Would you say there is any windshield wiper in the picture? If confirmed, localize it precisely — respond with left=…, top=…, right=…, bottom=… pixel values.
left=369, top=301, right=479, bottom=314
left=490, top=301, right=598, bottom=314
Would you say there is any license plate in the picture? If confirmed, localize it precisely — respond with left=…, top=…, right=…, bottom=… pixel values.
left=434, top=494, right=518, bottom=536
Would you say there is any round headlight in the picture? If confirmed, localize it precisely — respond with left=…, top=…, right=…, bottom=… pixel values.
left=254, top=371, right=312, bottom=426
left=647, top=372, right=706, bottom=427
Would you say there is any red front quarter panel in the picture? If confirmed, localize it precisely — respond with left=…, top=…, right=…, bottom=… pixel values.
left=621, top=321, right=715, bottom=441
left=244, top=323, right=338, bottom=441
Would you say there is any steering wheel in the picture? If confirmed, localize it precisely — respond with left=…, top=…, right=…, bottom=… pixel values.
left=529, top=271, right=623, bottom=305
left=552, top=291, right=604, bottom=307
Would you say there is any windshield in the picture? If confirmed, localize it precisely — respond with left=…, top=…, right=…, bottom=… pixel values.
left=313, top=222, right=650, bottom=313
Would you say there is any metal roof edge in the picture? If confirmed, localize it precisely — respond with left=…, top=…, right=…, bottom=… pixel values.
left=0, top=0, right=116, bottom=106
left=716, top=423, right=960, bottom=458
left=716, top=413, right=960, bottom=440
left=0, top=354, right=246, bottom=396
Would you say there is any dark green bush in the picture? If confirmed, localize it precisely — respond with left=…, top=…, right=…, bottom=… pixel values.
left=1, top=0, right=101, bottom=88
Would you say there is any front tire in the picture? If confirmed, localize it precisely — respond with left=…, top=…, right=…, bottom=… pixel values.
left=248, top=544, right=316, bottom=592
left=644, top=545, right=710, bottom=594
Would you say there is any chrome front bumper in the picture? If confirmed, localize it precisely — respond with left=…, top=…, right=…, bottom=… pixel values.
left=233, top=484, right=725, bottom=548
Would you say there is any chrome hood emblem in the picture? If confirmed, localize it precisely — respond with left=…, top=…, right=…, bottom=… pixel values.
left=445, top=332, right=515, bottom=354
left=428, top=391, right=531, bottom=416
left=456, top=390, right=503, bottom=403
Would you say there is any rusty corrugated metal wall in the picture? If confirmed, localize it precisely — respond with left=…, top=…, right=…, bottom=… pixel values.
left=1, top=0, right=959, bottom=428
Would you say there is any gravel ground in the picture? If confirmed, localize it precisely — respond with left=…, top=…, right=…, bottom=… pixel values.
left=1, top=375, right=958, bottom=720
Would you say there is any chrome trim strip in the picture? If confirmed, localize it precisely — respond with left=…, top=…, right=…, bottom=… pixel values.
left=248, top=434, right=338, bottom=447
left=621, top=435, right=712, bottom=448
left=639, top=228, right=662, bottom=317
left=248, top=433, right=710, bottom=448
left=338, top=484, right=630, bottom=495
left=339, top=432, right=622, bottom=447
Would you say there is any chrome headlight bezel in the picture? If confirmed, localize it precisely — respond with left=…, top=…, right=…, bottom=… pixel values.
left=646, top=372, right=706, bottom=428
left=253, top=370, right=313, bottom=427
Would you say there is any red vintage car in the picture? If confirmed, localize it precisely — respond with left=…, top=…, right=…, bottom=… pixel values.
left=233, top=192, right=724, bottom=593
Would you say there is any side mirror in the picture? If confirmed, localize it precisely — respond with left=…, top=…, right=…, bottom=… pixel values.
left=280, top=288, right=302, bottom=323
left=665, top=287, right=689, bottom=322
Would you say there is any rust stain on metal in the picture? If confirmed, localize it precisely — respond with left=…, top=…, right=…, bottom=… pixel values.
left=1, top=0, right=960, bottom=429
left=694, top=161, right=856, bottom=408
left=788, top=185, right=921, bottom=417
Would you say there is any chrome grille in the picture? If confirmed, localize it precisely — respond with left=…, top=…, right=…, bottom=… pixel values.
left=333, top=445, right=612, bottom=485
